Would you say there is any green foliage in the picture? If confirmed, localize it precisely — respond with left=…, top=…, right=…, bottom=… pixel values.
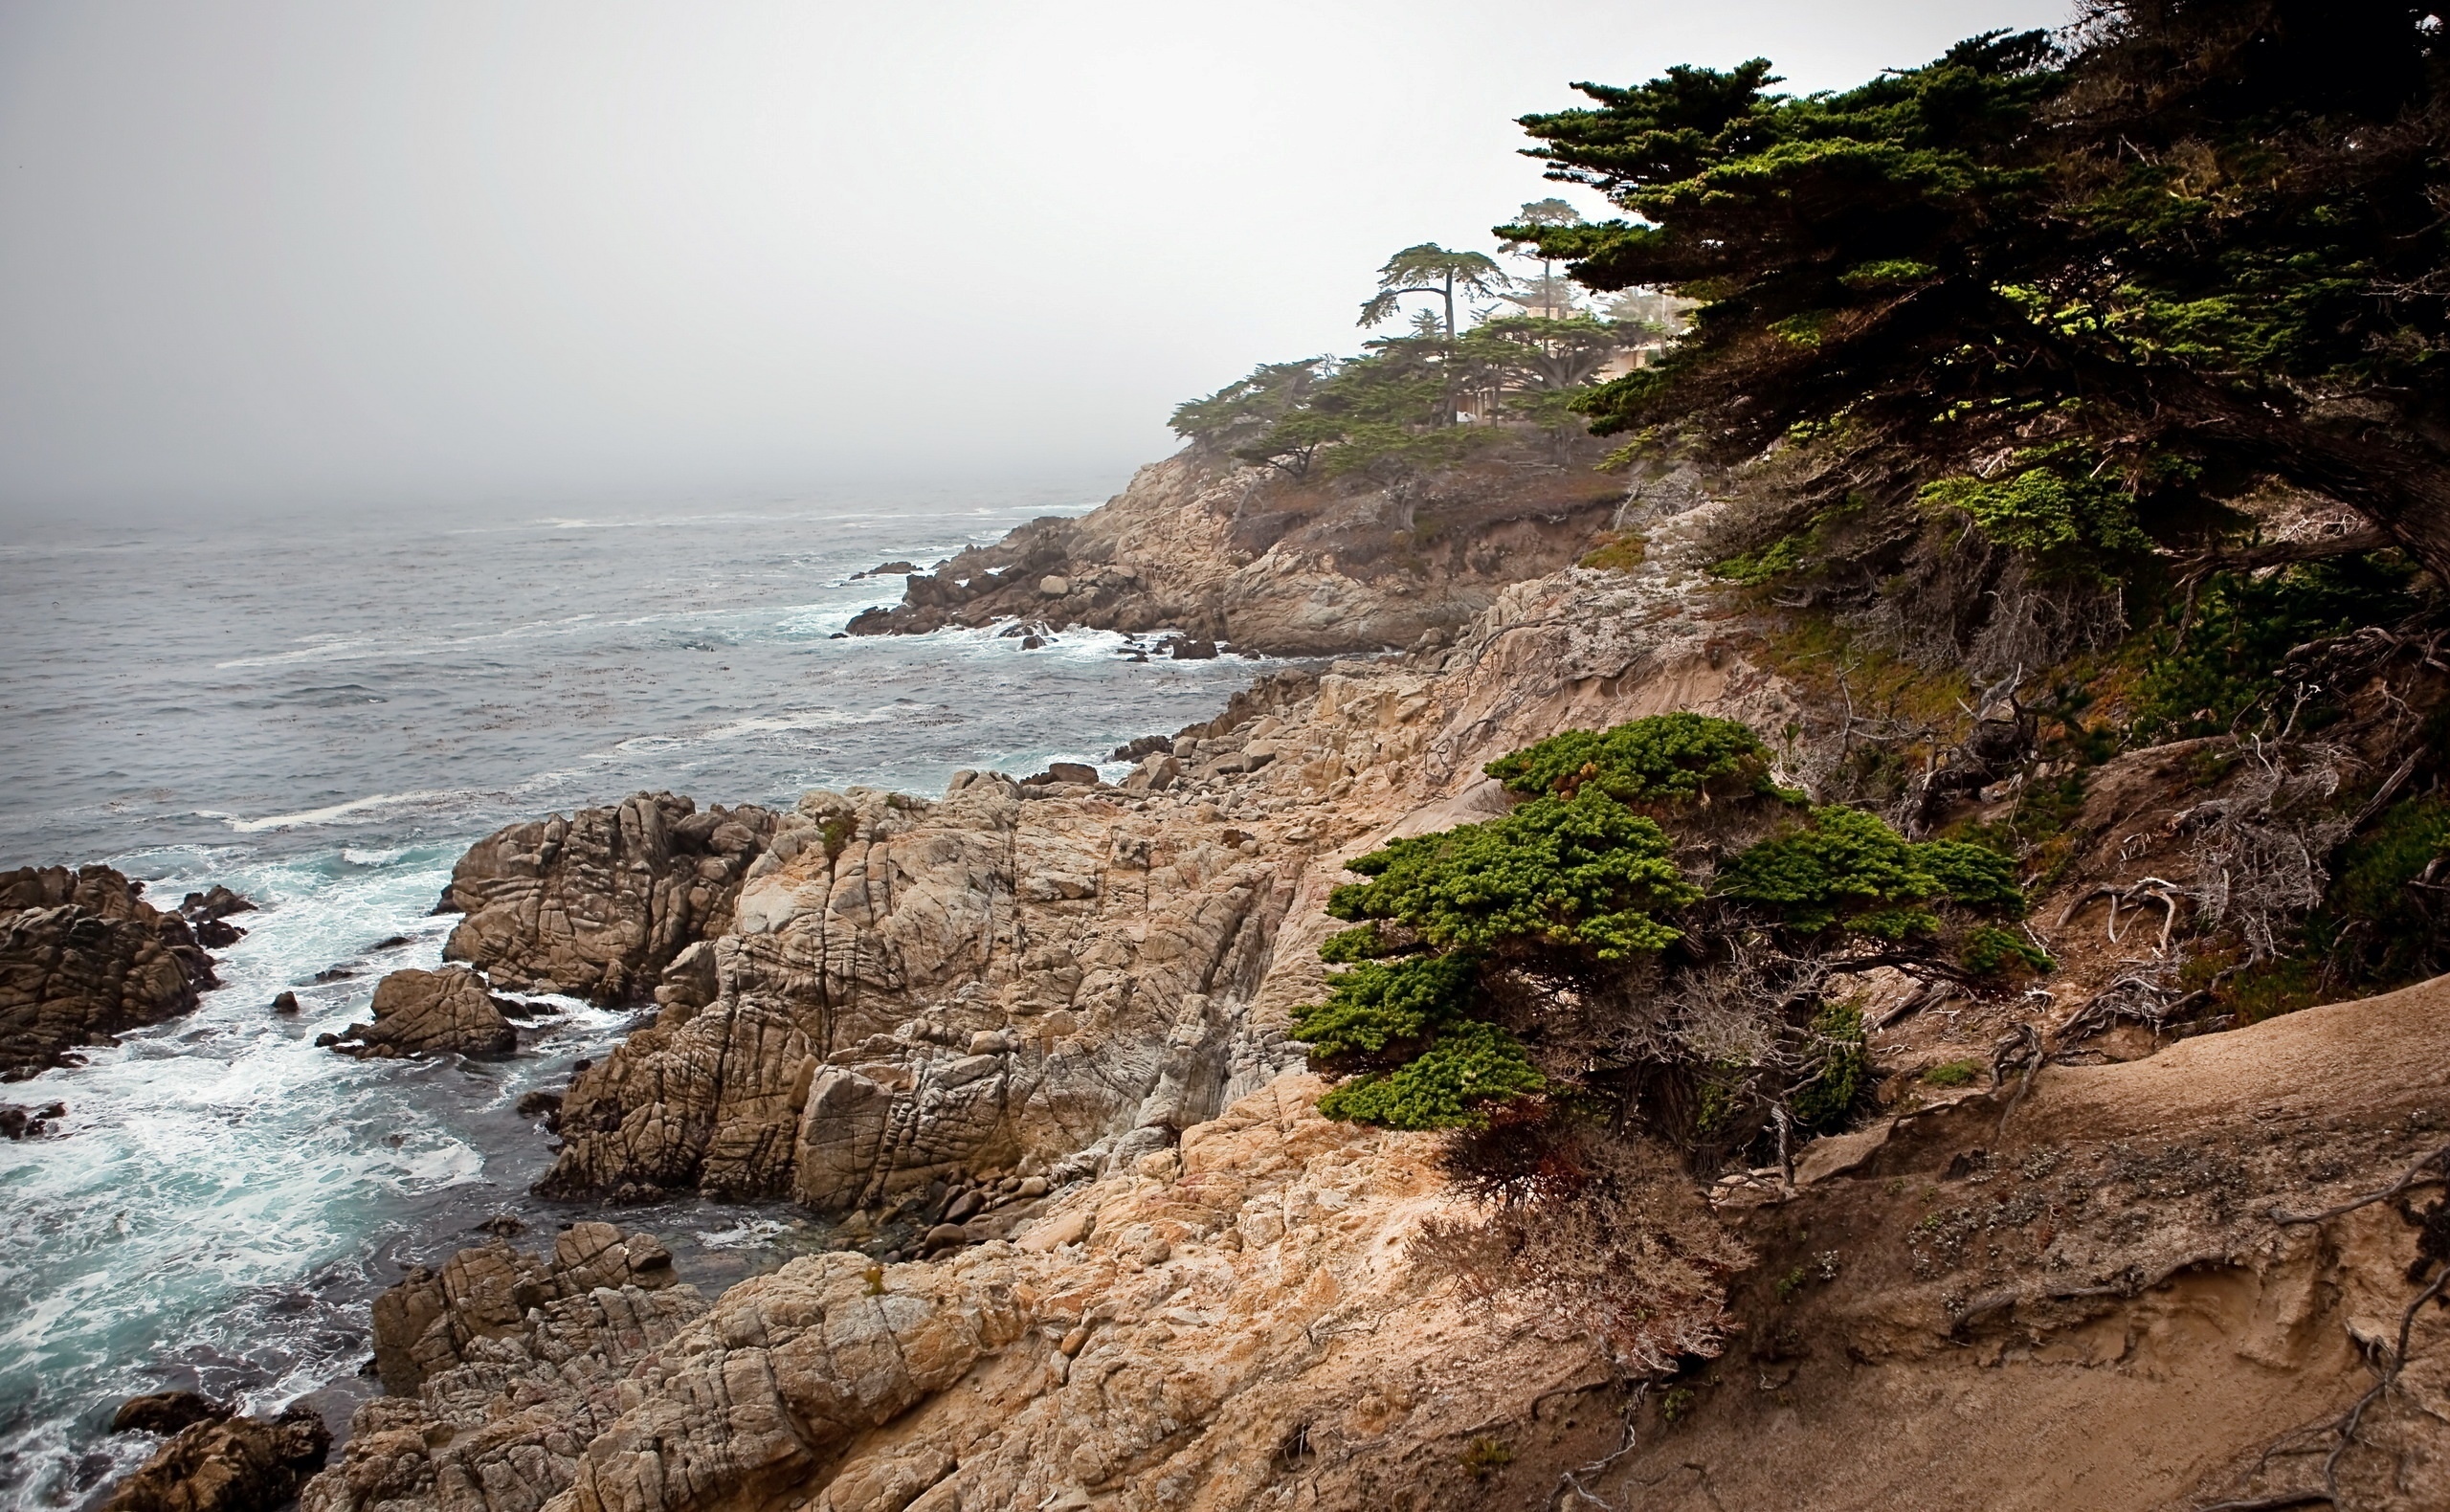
left=1316, top=923, right=1406, bottom=964
left=1483, top=714, right=1778, bottom=810
left=2319, top=793, right=2450, bottom=987
left=1459, top=1435, right=1516, bottom=1477
left=1359, top=243, right=1510, bottom=336
left=1314, top=1020, right=1548, bottom=1130
left=1960, top=924, right=2053, bottom=977
left=1291, top=953, right=1477, bottom=1061
left=1577, top=530, right=1647, bottom=571
left=1169, top=359, right=1327, bottom=451
left=1709, top=533, right=1808, bottom=586
left=1788, top=1000, right=1870, bottom=1130
left=2131, top=553, right=2423, bottom=740
left=1922, top=1058, right=1983, bottom=1087
left=1916, top=452, right=2152, bottom=574
left=1503, top=11, right=2450, bottom=587
left=1718, top=806, right=2025, bottom=935
left=1330, top=790, right=1701, bottom=961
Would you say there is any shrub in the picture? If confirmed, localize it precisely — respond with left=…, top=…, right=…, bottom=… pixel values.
left=2130, top=553, right=2422, bottom=742
left=1923, top=1058, right=1983, bottom=1087
left=1914, top=444, right=2153, bottom=576
left=1291, top=953, right=1477, bottom=1061
left=1960, top=923, right=2053, bottom=976
left=1314, top=1020, right=1547, bottom=1130
left=1316, top=923, right=1406, bottom=963
left=1483, top=713, right=1782, bottom=810
left=1718, top=807, right=2025, bottom=936
left=1330, top=790, right=1701, bottom=961
left=1787, top=1000, right=1870, bottom=1130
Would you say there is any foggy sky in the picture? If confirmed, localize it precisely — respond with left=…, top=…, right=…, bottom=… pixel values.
left=0, top=1, right=2072, bottom=519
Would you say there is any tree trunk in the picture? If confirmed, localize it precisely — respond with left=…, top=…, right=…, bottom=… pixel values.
left=2172, top=389, right=2450, bottom=588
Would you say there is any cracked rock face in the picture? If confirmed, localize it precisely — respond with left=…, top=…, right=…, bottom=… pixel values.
left=305, top=1224, right=704, bottom=1512
left=1, top=864, right=220, bottom=1081
left=328, top=966, right=523, bottom=1059
left=304, top=1078, right=1629, bottom=1512
left=105, top=1406, right=331, bottom=1512
left=536, top=782, right=1303, bottom=1207
left=439, top=792, right=781, bottom=1006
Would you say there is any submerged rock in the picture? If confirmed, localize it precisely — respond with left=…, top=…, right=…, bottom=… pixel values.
left=0, top=865, right=220, bottom=1081
left=325, top=967, right=518, bottom=1059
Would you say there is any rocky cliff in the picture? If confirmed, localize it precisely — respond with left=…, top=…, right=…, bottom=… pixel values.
left=843, top=446, right=1631, bottom=656
left=292, top=459, right=2450, bottom=1511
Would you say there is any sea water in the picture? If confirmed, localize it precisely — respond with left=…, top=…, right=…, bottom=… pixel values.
left=0, top=484, right=1266, bottom=1507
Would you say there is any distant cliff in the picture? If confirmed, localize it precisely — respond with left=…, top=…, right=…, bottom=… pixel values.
left=845, top=439, right=1630, bottom=656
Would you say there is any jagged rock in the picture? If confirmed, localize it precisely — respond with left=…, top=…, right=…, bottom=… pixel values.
left=110, top=1391, right=230, bottom=1436
left=104, top=1406, right=329, bottom=1512
left=1, top=865, right=219, bottom=1080
left=437, top=792, right=780, bottom=1005
left=177, top=887, right=256, bottom=947
left=532, top=782, right=1298, bottom=1209
left=327, top=967, right=518, bottom=1059
left=269, top=991, right=299, bottom=1015
left=304, top=1228, right=705, bottom=1512
left=368, top=1220, right=679, bottom=1395
left=651, top=939, right=719, bottom=1010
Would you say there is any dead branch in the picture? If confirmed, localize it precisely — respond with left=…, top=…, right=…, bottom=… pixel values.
left=2168, top=526, right=2394, bottom=582
left=2270, top=1142, right=2450, bottom=1226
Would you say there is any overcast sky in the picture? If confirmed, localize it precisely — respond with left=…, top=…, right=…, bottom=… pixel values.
left=0, top=1, right=2071, bottom=519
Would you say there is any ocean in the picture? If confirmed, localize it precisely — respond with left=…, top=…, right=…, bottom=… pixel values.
left=0, top=484, right=1266, bottom=1507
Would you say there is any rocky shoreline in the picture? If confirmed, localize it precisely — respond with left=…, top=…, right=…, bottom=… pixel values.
left=64, top=448, right=2450, bottom=1511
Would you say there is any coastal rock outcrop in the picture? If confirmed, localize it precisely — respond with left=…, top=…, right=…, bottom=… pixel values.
left=303, top=1224, right=704, bottom=1512
left=843, top=448, right=1629, bottom=656
left=1, top=865, right=219, bottom=1080
left=325, top=966, right=525, bottom=1059
left=534, top=781, right=1305, bottom=1208
left=104, top=1404, right=330, bottom=1512
left=302, top=976, right=2450, bottom=1512
left=438, top=793, right=780, bottom=1005
left=368, top=1219, right=681, bottom=1394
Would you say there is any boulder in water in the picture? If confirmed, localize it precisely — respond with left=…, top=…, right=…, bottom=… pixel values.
left=0, top=1101, right=66, bottom=1139
left=110, top=1391, right=230, bottom=1436
left=102, top=1404, right=328, bottom=1512
left=1, top=865, right=219, bottom=1081
left=327, top=967, right=518, bottom=1059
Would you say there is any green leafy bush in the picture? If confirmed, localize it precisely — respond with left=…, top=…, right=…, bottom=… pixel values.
left=1329, top=790, right=1701, bottom=961
left=1960, top=924, right=2053, bottom=976
left=1316, top=923, right=1405, bottom=963
left=1916, top=452, right=2151, bottom=573
left=2130, top=554, right=2421, bottom=741
left=1315, top=1020, right=1547, bottom=1130
left=1923, top=1058, right=1983, bottom=1087
left=2317, top=793, right=2450, bottom=987
left=1291, top=953, right=1477, bottom=1061
left=1787, top=1001, right=1870, bottom=1130
left=1483, top=713, right=1781, bottom=809
left=1718, top=806, right=2024, bottom=935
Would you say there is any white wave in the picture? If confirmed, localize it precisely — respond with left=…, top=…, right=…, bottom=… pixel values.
left=340, top=845, right=412, bottom=865
left=212, top=790, right=460, bottom=833
left=695, top=1218, right=790, bottom=1250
